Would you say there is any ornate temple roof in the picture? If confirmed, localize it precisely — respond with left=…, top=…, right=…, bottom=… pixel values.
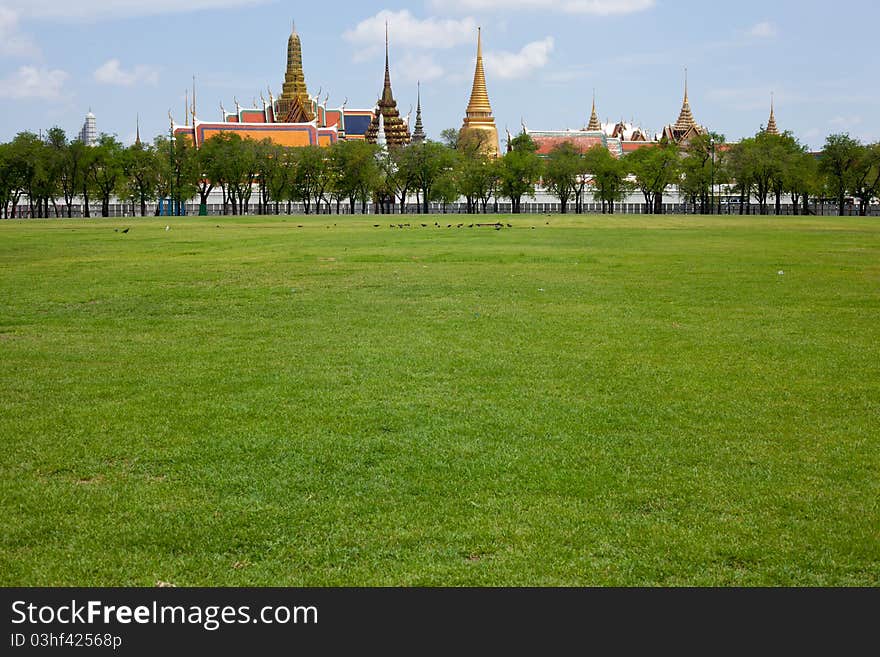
left=277, top=23, right=314, bottom=123
left=365, top=24, right=410, bottom=147
left=664, top=70, right=707, bottom=144
left=587, top=92, right=601, bottom=131
left=674, top=71, right=697, bottom=133
left=411, top=82, right=426, bottom=143
left=765, top=93, right=779, bottom=135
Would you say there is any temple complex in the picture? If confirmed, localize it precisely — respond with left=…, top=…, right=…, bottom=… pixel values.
left=365, top=25, right=410, bottom=147
left=525, top=72, right=708, bottom=159
left=526, top=92, right=652, bottom=158
left=459, top=28, right=500, bottom=158
left=172, top=24, right=375, bottom=148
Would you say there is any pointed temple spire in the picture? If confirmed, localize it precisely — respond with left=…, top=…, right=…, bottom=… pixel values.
left=365, top=22, right=410, bottom=146
left=765, top=92, right=779, bottom=135
left=459, top=27, right=500, bottom=157
left=411, top=81, right=426, bottom=143
left=382, top=22, right=392, bottom=103
left=278, top=19, right=314, bottom=123
left=587, top=90, right=601, bottom=131
left=192, top=75, right=197, bottom=121
left=674, top=68, right=696, bottom=132
left=135, top=114, right=141, bottom=146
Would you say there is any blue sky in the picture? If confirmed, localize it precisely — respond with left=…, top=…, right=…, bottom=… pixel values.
left=1, top=0, right=877, bottom=150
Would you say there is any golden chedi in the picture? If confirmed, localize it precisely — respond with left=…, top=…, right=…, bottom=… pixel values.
left=459, top=27, right=499, bottom=158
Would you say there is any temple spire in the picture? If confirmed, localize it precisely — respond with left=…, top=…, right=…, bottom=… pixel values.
left=765, top=92, right=779, bottom=135
left=192, top=75, right=197, bottom=121
left=278, top=20, right=313, bottom=122
left=365, top=21, right=410, bottom=146
left=135, top=114, right=141, bottom=146
left=465, top=27, right=492, bottom=116
left=382, top=22, right=393, bottom=103
left=460, top=27, right=499, bottom=157
left=674, top=67, right=696, bottom=131
left=587, top=90, right=601, bottom=131
left=412, top=81, right=426, bottom=143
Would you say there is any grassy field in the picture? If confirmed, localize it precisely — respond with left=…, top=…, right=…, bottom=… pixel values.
left=0, top=213, right=878, bottom=586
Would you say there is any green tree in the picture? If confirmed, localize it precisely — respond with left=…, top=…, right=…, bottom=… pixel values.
left=194, top=135, right=227, bottom=215
left=543, top=141, right=582, bottom=214
left=90, top=135, right=125, bottom=217
left=332, top=140, right=380, bottom=215
left=498, top=133, right=541, bottom=213
left=626, top=143, right=680, bottom=214
left=820, top=133, right=862, bottom=216
left=783, top=148, right=819, bottom=216
left=439, top=128, right=460, bottom=150
left=0, top=141, right=26, bottom=218
left=583, top=145, right=629, bottom=214
left=679, top=133, right=724, bottom=214
left=432, top=166, right=459, bottom=213
left=122, top=141, right=159, bottom=217
left=850, top=142, right=880, bottom=216
left=404, top=141, right=456, bottom=214
left=292, top=146, right=324, bottom=214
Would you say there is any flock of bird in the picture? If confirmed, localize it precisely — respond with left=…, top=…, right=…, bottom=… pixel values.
left=375, top=222, right=515, bottom=230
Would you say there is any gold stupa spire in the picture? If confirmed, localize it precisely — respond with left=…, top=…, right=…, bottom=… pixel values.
left=278, top=21, right=314, bottom=122
left=460, top=27, right=499, bottom=157
left=765, top=92, right=779, bottom=135
left=587, top=90, right=601, bottom=131
left=465, top=27, right=493, bottom=116
left=674, top=68, right=696, bottom=131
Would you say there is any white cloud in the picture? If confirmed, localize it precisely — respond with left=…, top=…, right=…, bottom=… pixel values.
left=430, top=0, right=655, bottom=15
left=748, top=21, right=777, bottom=38
left=829, top=115, right=863, bottom=128
left=484, top=37, right=554, bottom=79
left=94, top=59, right=159, bottom=86
left=397, top=54, right=445, bottom=84
left=344, top=10, right=477, bottom=59
left=0, top=8, right=40, bottom=58
left=0, top=65, right=69, bottom=99
left=0, top=0, right=268, bottom=21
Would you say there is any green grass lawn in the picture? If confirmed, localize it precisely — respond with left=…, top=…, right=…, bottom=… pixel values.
left=0, top=213, right=878, bottom=586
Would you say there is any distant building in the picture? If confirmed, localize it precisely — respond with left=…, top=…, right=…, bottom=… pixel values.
left=172, top=24, right=375, bottom=148
left=525, top=94, right=653, bottom=158
left=78, top=110, right=97, bottom=147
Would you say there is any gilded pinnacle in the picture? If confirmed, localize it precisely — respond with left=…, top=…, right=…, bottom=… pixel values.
left=587, top=91, right=601, bottom=131
left=765, top=93, right=779, bottom=135
left=674, top=69, right=696, bottom=131
left=465, top=27, right=493, bottom=117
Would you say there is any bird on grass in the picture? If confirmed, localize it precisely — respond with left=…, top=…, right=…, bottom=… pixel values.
left=121, top=227, right=130, bottom=234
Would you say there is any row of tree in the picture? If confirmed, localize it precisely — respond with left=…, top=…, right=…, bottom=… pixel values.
left=1, top=126, right=877, bottom=218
